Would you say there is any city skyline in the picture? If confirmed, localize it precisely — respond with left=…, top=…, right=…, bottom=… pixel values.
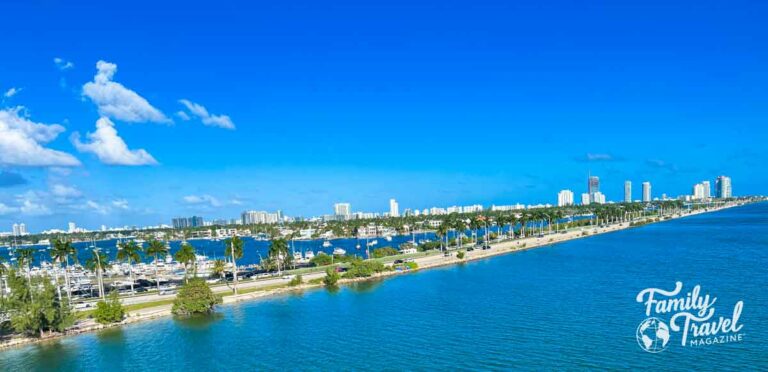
left=3, top=173, right=738, bottom=234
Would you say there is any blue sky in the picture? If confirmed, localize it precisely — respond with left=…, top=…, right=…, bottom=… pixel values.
left=1, top=0, right=767, bottom=232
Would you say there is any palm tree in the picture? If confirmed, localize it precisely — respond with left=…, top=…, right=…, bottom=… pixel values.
left=51, top=238, right=77, bottom=306
left=453, top=219, right=467, bottom=249
left=0, top=256, right=7, bottom=302
left=212, top=259, right=226, bottom=279
left=84, top=249, right=110, bottom=299
left=268, top=238, right=289, bottom=275
left=224, top=236, right=244, bottom=294
left=145, top=239, right=169, bottom=293
left=174, top=242, right=196, bottom=283
left=117, top=241, right=142, bottom=294
left=436, top=223, right=448, bottom=252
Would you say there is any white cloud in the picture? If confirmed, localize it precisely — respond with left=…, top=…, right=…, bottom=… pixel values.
left=17, top=191, right=52, bottom=216
left=53, top=57, right=74, bottom=70
left=51, top=184, right=82, bottom=199
left=4, top=87, right=21, bottom=98
left=176, top=111, right=191, bottom=121
left=112, top=199, right=129, bottom=209
left=0, top=107, right=81, bottom=167
left=84, top=200, right=110, bottom=214
left=0, top=202, right=16, bottom=215
left=178, top=99, right=235, bottom=129
left=71, top=117, right=158, bottom=166
left=82, top=60, right=170, bottom=123
left=183, top=194, right=221, bottom=207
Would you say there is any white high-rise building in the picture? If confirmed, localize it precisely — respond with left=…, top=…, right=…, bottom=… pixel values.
left=333, top=203, right=351, bottom=218
left=19, top=223, right=27, bottom=236
left=12, top=223, right=20, bottom=236
left=716, top=176, right=732, bottom=198
left=68, top=222, right=76, bottom=233
left=702, top=181, right=711, bottom=199
left=557, top=190, right=574, bottom=207
left=624, top=181, right=632, bottom=203
left=593, top=192, right=606, bottom=204
left=642, top=182, right=652, bottom=202
left=389, top=199, right=400, bottom=218
left=693, top=183, right=705, bottom=200
left=581, top=193, right=591, bottom=205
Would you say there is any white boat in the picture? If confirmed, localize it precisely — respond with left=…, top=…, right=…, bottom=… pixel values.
left=304, top=250, right=315, bottom=260
left=332, top=248, right=346, bottom=256
left=293, top=251, right=303, bottom=261
left=370, top=239, right=378, bottom=246
left=322, top=240, right=332, bottom=248
left=384, top=235, right=393, bottom=242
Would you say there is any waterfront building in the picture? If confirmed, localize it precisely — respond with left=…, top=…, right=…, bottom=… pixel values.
left=702, top=181, right=711, bottom=199
left=593, top=192, right=606, bottom=204
left=581, top=193, right=590, bottom=205
left=68, top=222, right=76, bottom=233
left=390, top=199, right=400, bottom=217
left=642, top=182, right=652, bottom=202
left=588, top=175, right=600, bottom=203
left=624, top=181, right=632, bottom=203
left=693, top=183, right=705, bottom=200
left=334, top=203, right=351, bottom=219
left=557, top=190, right=574, bottom=207
left=716, top=176, right=732, bottom=198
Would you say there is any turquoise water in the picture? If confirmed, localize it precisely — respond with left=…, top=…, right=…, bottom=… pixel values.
left=2, top=203, right=766, bottom=370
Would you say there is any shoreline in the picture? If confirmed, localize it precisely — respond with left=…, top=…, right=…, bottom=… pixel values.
left=0, top=202, right=748, bottom=352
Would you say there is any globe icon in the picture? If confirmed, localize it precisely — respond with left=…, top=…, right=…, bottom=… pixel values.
left=636, top=317, right=670, bottom=353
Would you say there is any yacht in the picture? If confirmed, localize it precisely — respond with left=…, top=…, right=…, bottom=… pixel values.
left=384, top=235, right=393, bottom=242
left=322, top=240, right=332, bottom=248
left=304, top=250, right=315, bottom=260
left=332, top=247, right=346, bottom=256
left=293, top=251, right=303, bottom=262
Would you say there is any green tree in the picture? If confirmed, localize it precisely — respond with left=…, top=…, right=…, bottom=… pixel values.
left=84, top=249, right=110, bottom=299
left=435, top=223, right=448, bottom=252
left=93, top=291, right=125, bottom=324
left=323, top=267, right=340, bottom=287
left=172, top=278, right=221, bottom=316
left=212, top=259, right=226, bottom=279
left=268, top=238, right=290, bottom=274
left=174, top=243, right=197, bottom=283
left=117, top=241, right=142, bottom=294
left=145, top=239, right=169, bottom=293
left=6, top=270, right=73, bottom=337
left=310, top=254, right=333, bottom=267
left=456, top=250, right=465, bottom=260
left=289, top=274, right=303, bottom=286
left=371, top=247, right=399, bottom=258
left=224, top=236, right=244, bottom=294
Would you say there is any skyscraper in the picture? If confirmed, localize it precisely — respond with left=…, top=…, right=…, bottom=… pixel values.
left=624, top=181, right=632, bottom=203
left=389, top=199, right=400, bottom=217
left=693, top=183, right=705, bottom=200
left=701, top=181, right=711, bottom=199
left=715, top=176, right=732, bottom=198
left=557, top=190, right=574, bottom=207
left=588, top=175, right=599, bottom=202
left=581, top=193, right=591, bottom=205
left=642, top=182, right=651, bottom=202
left=334, top=203, right=351, bottom=219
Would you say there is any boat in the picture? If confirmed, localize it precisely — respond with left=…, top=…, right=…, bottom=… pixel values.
left=370, top=239, right=378, bottom=246
left=322, top=240, right=332, bottom=248
left=293, top=251, right=303, bottom=261
left=304, top=250, right=315, bottom=260
left=355, top=243, right=361, bottom=250
left=384, top=235, right=392, bottom=242
left=332, top=248, right=346, bottom=256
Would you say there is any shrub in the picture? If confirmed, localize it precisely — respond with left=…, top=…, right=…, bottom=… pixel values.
left=172, top=278, right=222, bottom=316
left=323, top=267, right=340, bottom=287
left=404, top=262, right=418, bottom=270
left=456, top=251, right=465, bottom=260
left=93, top=291, right=125, bottom=324
left=289, top=274, right=303, bottom=286
left=371, top=247, right=399, bottom=258
left=343, top=260, right=386, bottom=279
left=310, top=254, right=333, bottom=267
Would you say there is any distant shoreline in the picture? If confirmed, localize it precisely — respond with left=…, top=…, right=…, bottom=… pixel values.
left=0, top=202, right=750, bottom=352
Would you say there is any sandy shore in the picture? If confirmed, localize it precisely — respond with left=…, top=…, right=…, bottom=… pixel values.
left=0, top=203, right=741, bottom=351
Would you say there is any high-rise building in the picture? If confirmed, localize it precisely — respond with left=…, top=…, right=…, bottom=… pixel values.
left=642, top=182, right=652, bottom=202
left=389, top=199, right=400, bottom=218
left=715, top=176, right=732, bottom=198
left=693, top=183, right=705, bottom=200
left=588, top=175, right=600, bottom=203
left=12, top=223, right=20, bottom=236
left=702, top=181, right=711, bottom=199
left=557, top=190, right=574, bottom=207
left=333, top=203, right=351, bottom=219
left=593, top=192, right=606, bottom=204
left=624, top=181, right=632, bottom=203
left=19, top=223, right=27, bottom=236
left=581, top=193, right=591, bottom=206
left=68, top=222, right=76, bottom=233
